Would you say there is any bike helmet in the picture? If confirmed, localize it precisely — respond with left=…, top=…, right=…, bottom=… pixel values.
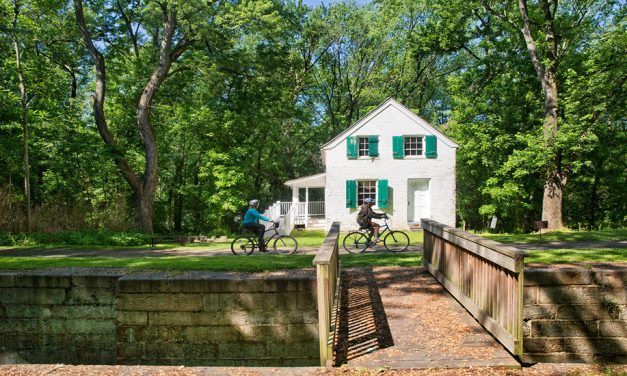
left=249, top=199, right=260, bottom=207
left=364, top=198, right=375, bottom=204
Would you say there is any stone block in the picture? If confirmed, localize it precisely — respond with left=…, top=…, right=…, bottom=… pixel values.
left=43, top=318, right=115, bottom=335
left=72, top=275, right=119, bottom=289
left=525, top=268, right=592, bottom=286
left=591, top=270, right=627, bottom=289
left=564, top=337, right=627, bottom=355
left=66, top=287, right=116, bottom=306
left=216, top=342, right=268, bottom=359
left=149, top=312, right=214, bottom=326
left=117, top=311, right=148, bottom=325
left=0, top=274, right=15, bottom=288
left=3, top=305, right=48, bottom=319
left=523, top=287, right=537, bottom=304
left=144, top=341, right=186, bottom=359
left=117, top=326, right=146, bottom=343
left=0, top=319, right=40, bottom=334
left=182, top=326, right=244, bottom=343
left=49, top=305, right=115, bottom=319
left=203, top=293, right=238, bottom=312
left=604, top=290, right=627, bottom=305
left=523, top=305, right=556, bottom=320
left=117, top=293, right=203, bottom=311
left=537, top=286, right=602, bottom=305
left=521, top=352, right=595, bottom=364
left=532, top=320, right=599, bottom=338
left=116, top=342, right=145, bottom=359
left=15, top=275, right=72, bottom=288
left=0, top=288, right=66, bottom=305
left=523, top=320, right=531, bottom=337
left=599, top=320, right=627, bottom=337
left=522, top=338, right=564, bottom=353
left=557, top=304, right=620, bottom=320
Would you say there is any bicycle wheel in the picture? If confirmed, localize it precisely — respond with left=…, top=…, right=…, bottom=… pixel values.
left=343, top=231, right=369, bottom=253
left=383, top=231, right=410, bottom=252
left=273, top=236, right=298, bottom=255
left=231, top=236, right=255, bottom=255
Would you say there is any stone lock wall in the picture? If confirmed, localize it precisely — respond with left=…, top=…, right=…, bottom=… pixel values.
left=523, top=267, right=626, bottom=363
left=116, top=272, right=319, bottom=366
left=0, top=271, right=120, bottom=364
left=0, top=270, right=319, bottom=366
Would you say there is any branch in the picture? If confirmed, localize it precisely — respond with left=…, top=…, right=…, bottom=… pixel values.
left=73, top=0, right=140, bottom=191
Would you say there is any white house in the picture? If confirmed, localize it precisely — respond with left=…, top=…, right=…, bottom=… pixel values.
left=264, top=98, right=458, bottom=232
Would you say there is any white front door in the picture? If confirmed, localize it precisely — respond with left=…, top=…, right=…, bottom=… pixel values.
left=408, top=179, right=430, bottom=222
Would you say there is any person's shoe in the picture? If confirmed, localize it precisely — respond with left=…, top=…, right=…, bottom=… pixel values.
left=373, top=238, right=381, bottom=243
left=259, top=247, right=268, bottom=253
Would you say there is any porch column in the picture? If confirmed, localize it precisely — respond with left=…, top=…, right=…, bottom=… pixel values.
left=305, top=187, right=309, bottom=226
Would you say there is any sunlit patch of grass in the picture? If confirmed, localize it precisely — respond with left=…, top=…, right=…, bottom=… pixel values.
left=482, top=228, right=627, bottom=244
left=0, top=251, right=424, bottom=271
left=525, top=248, right=627, bottom=264
left=341, top=253, right=422, bottom=268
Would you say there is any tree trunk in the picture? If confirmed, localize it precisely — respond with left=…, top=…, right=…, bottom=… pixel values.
left=12, top=0, right=31, bottom=232
left=74, top=0, right=188, bottom=233
left=518, top=0, right=564, bottom=229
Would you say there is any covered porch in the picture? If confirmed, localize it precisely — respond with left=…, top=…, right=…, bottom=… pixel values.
left=285, top=173, right=326, bottom=229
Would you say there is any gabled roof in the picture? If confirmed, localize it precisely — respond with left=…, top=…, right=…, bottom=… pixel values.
left=284, top=173, right=326, bottom=187
left=321, top=98, right=459, bottom=150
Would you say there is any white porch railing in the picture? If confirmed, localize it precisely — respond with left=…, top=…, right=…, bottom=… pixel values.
left=263, top=201, right=325, bottom=232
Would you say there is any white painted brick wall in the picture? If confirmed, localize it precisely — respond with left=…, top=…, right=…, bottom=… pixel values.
left=323, top=104, right=456, bottom=231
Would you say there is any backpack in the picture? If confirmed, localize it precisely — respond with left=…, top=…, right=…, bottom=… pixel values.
left=357, top=206, right=369, bottom=227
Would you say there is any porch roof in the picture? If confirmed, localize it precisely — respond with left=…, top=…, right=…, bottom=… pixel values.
left=284, top=173, right=326, bottom=188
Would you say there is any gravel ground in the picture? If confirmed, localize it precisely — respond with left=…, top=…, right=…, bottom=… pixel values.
left=0, top=363, right=625, bottom=376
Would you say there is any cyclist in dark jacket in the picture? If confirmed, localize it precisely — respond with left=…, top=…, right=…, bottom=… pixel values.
left=356, top=198, right=387, bottom=243
left=243, top=199, right=271, bottom=251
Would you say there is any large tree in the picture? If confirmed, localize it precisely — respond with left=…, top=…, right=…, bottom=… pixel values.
left=73, top=0, right=204, bottom=232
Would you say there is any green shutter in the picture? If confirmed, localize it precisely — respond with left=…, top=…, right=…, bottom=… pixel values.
left=425, top=135, right=438, bottom=158
left=345, top=180, right=356, bottom=208
left=368, top=135, right=379, bottom=157
left=346, top=137, right=357, bottom=159
left=377, top=179, right=388, bottom=208
left=393, top=136, right=404, bottom=159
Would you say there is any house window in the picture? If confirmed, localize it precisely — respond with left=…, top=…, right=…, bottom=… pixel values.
left=358, top=137, right=370, bottom=157
left=404, top=136, right=423, bottom=156
left=357, top=180, right=376, bottom=205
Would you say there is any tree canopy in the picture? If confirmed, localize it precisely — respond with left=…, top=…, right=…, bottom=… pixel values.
left=0, top=0, right=624, bottom=233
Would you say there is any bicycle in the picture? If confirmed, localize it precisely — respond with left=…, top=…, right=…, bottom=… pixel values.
left=343, top=217, right=410, bottom=253
left=231, top=221, right=298, bottom=255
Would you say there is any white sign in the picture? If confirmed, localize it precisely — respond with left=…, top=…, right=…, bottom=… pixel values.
left=490, top=217, right=498, bottom=229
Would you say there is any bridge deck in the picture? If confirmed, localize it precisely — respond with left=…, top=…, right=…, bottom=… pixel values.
left=334, top=266, right=521, bottom=369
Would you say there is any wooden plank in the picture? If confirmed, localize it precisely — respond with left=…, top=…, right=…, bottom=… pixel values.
left=422, top=220, right=526, bottom=272
left=425, top=260, right=519, bottom=354
left=317, top=264, right=329, bottom=366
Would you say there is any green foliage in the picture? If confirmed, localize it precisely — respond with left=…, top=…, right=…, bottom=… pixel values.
left=0, top=230, right=149, bottom=247
left=0, top=0, right=624, bottom=235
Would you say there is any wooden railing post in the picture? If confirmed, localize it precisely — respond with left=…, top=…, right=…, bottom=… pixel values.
left=314, top=222, right=341, bottom=367
left=421, top=219, right=526, bottom=356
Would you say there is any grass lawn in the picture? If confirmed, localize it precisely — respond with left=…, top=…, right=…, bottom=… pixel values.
left=525, top=248, right=627, bottom=264
left=0, top=253, right=422, bottom=271
left=481, top=228, right=627, bottom=244
left=291, top=229, right=423, bottom=248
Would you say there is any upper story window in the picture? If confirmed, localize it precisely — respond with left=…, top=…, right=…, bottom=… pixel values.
left=404, top=136, right=423, bottom=156
left=358, top=137, right=370, bottom=157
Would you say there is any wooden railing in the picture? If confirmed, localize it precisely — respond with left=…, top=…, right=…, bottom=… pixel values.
left=421, top=219, right=527, bottom=356
left=313, top=221, right=341, bottom=366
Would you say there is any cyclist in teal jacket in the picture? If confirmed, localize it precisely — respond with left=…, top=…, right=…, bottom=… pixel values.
left=243, top=199, right=271, bottom=251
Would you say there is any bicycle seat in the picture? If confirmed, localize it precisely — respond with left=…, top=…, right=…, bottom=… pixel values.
left=359, top=225, right=370, bottom=230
